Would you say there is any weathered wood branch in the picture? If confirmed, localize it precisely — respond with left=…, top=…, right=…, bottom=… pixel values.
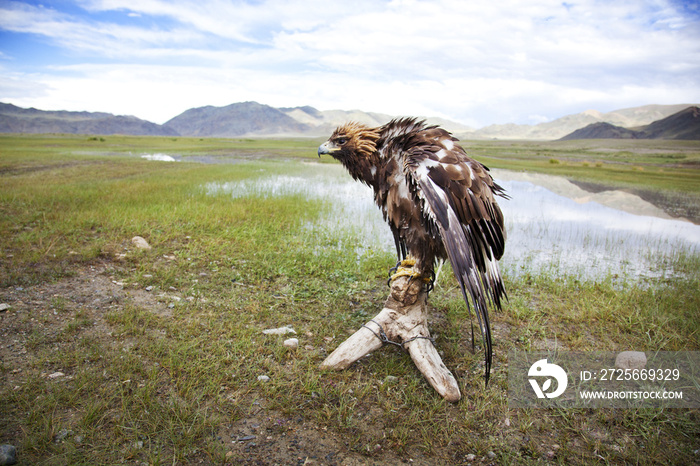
left=321, top=275, right=461, bottom=402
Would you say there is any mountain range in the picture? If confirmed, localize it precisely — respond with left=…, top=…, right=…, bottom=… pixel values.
left=560, top=105, right=700, bottom=141
left=1, top=101, right=698, bottom=140
left=470, top=104, right=697, bottom=140
left=162, top=101, right=474, bottom=138
left=0, top=103, right=178, bottom=136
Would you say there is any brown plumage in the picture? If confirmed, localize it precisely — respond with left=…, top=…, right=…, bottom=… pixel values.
left=318, top=117, right=507, bottom=384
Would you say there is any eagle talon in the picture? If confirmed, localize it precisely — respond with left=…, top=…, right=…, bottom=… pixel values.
left=388, top=260, right=403, bottom=276
left=387, top=259, right=410, bottom=287
left=388, top=258, right=432, bottom=291
left=425, top=270, right=436, bottom=294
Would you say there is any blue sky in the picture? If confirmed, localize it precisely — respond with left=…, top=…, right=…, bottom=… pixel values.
left=1, top=0, right=699, bottom=127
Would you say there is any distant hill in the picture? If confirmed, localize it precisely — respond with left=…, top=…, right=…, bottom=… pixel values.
left=560, top=106, right=700, bottom=140
left=279, top=106, right=393, bottom=136
left=640, top=105, right=700, bottom=140
left=164, top=102, right=473, bottom=137
left=1, top=101, right=697, bottom=140
left=467, top=104, right=697, bottom=140
left=164, top=101, right=309, bottom=137
left=0, top=101, right=470, bottom=138
left=0, top=103, right=177, bottom=136
left=559, top=122, right=640, bottom=140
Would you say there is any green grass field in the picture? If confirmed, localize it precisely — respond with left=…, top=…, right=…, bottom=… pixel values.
left=1, top=134, right=699, bottom=464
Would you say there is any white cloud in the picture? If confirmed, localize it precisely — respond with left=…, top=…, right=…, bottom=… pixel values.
left=0, top=1, right=205, bottom=56
left=1, top=0, right=699, bottom=127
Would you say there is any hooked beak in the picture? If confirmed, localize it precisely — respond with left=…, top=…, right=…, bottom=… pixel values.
left=317, top=141, right=337, bottom=157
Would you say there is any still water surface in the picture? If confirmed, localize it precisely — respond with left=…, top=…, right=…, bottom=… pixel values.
left=204, top=162, right=699, bottom=282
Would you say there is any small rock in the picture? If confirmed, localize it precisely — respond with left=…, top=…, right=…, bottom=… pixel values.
left=465, top=453, right=476, bottom=461
left=54, top=428, right=73, bottom=442
left=257, top=375, right=270, bottom=382
left=0, top=303, right=10, bottom=312
left=0, top=445, right=17, bottom=465
left=145, top=286, right=153, bottom=291
left=131, top=236, right=151, bottom=250
left=384, top=375, right=399, bottom=384
left=283, top=338, right=299, bottom=349
left=47, top=372, right=65, bottom=379
left=487, top=451, right=496, bottom=459
left=504, top=417, right=510, bottom=427
left=615, top=351, right=647, bottom=370
left=262, top=326, right=296, bottom=335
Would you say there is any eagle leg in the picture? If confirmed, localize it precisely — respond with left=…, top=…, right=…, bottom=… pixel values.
left=388, top=258, right=433, bottom=292
left=391, top=228, right=407, bottom=263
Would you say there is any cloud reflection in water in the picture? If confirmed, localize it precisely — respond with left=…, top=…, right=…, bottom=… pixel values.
left=206, top=163, right=699, bottom=282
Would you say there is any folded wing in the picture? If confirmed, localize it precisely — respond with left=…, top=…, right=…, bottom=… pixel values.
left=403, top=130, right=507, bottom=383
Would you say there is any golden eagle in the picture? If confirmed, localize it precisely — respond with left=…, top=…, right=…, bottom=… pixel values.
left=318, top=117, right=507, bottom=383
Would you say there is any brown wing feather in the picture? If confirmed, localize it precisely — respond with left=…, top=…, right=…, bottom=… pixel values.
left=400, top=126, right=507, bottom=384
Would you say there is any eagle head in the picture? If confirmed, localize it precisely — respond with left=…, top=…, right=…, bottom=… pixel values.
left=318, top=122, right=380, bottom=161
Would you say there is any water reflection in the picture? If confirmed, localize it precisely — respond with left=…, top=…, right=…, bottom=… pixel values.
left=204, top=166, right=393, bottom=258
left=495, top=177, right=699, bottom=280
left=141, top=153, right=178, bottom=162
left=206, top=163, right=699, bottom=282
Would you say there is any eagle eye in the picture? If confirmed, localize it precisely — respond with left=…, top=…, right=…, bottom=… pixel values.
left=336, top=137, right=348, bottom=145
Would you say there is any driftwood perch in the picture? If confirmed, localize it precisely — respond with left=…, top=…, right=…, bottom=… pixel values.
left=321, top=275, right=461, bottom=402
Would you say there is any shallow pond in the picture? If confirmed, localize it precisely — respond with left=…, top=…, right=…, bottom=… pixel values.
left=141, top=153, right=178, bottom=162
left=205, top=162, right=699, bottom=282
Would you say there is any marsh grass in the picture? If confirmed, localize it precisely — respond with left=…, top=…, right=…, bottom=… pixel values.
left=1, top=134, right=698, bottom=464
